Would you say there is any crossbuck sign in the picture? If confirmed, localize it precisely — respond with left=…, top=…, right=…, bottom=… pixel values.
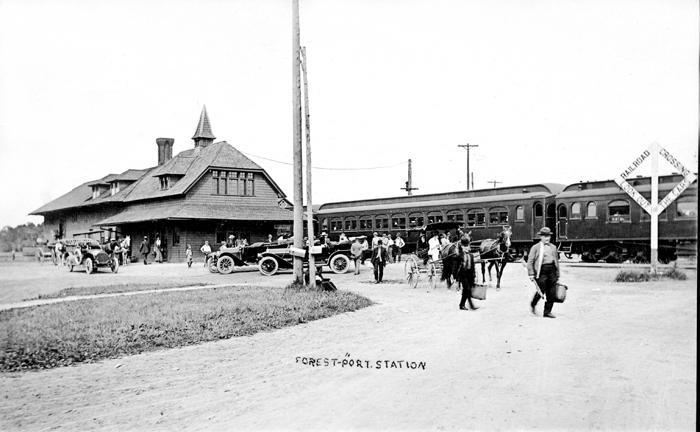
left=614, top=141, right=697, bottom=272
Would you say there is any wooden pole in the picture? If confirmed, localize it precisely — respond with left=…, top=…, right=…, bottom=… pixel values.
left=292, top=0, right=304, bottom=283
left=301, top=46, right=315, bottom=287
left=458, top=144, right=478, bottom=190
left=650, top=142, right=659, bottom=275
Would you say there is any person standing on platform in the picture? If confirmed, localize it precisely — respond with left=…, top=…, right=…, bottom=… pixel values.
left=186, top=244, right=193, bottom=268
left=527, top=227, right=560, bottom=319
left=360, top=237, right=370, bottom=265
left=418, top=234, right=429, bottom=265
left=385, top=233, right=394, bottom=263
left=371, top=241, right=389, bottom=284
left=139, top=236, right=150, bottom=265
left=351, top=238, right=363, bottom=275
left=200, top=241, right=212, bottom=267
left=428, top=231, right=441, bottom=262
left=394, top=233, right=405, bottom=263
left=154, top=236, right=163, bottom=263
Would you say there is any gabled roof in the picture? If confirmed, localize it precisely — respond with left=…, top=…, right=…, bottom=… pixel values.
left=192, top=105, right=216, bottom=140
left=113, top=169, right=149, bottom=182
left=30, top=180, right=95, bottom=215
left=87, top=174, right=120, bottom=187
left=151, top=157, right=195, bottom=177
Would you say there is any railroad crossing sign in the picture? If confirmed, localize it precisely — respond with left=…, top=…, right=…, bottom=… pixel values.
left=614, top=141, right=697, bottom=273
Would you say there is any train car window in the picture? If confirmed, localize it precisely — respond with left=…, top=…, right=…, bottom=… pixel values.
left=321, top=218, right=329, bottom=232
left=408, top=213, right=424, bottom=228
left=586, top=202, right=597, bottom=219
left=375, top=214, right=389, bottom=230
left=570, top=203, right=581, bottom=219
left=515, top=206, right=524, bottom=221
left=675, top=196, right=697, bottom=219
left=557, top=205, right=567, bottom=218
left=607, top=200, right=631, bottom=223
left=391, top=214, right=406, bottom=230
left=427, top=211, right=444, bottom=224
left=344, top=217, right=357, bottom=231
left=488, top=207, right=509, bottom=225
left=466, top=209, right=485, bottom=227
left=359, top=216, right=372, bottom=230
left=446, top=210, right=464, bottom=222
left=330, top=218, right=342, bottom=231
left=534, top=203, right=543, bottom=217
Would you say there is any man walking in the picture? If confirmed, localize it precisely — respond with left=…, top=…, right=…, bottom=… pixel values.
left=371, top=241, right=389, bottom=284
left=350, top=237, right=363, bottom=275
left=139, top=236, right=150, bottom=265
left=394, top=233, right=405, bottom=263
left=527, top=227, right=560, bottom=318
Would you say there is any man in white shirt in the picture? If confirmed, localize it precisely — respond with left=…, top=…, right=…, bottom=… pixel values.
left=200, top=241, right=212, bottom=267
left=394, top=233, right=405, bottom=262
left=428, top=232, right=441, bottom=262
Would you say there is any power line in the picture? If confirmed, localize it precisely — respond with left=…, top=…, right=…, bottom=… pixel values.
left=241, top=151, right=407, bottom=171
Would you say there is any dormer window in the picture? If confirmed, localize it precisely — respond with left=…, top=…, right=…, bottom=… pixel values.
left=110, top=182, right=120, bottom=196
left=160, top=176, right=169, bottom=190
left=91, top=186, right=108, bottom=199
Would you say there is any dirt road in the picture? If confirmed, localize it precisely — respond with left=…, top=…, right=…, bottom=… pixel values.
left=0, top=260, right=696, bottom=431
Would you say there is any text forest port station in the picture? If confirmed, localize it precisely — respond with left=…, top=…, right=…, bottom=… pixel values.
left=30, top=107, right=294, bottom=263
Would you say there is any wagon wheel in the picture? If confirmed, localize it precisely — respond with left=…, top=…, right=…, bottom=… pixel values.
left=217, top=255, right=235, bottom=275
left=404, top=256, right=419, bottom=289
left=259, top=256, right=278, bottom=276
left=427, top=262, right=438, bottom=290
left=207, top=257, right=219, bottom=273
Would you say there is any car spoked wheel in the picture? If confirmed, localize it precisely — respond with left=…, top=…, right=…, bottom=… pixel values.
left=207, top=257, right=219, bottom=273
left=217, top=256, right=235, bottom=275
left=329, top=254, right=350, bottom=274
left=259, top=256, right=278, bottom=276
left=84, top=257, right=94, bottom=275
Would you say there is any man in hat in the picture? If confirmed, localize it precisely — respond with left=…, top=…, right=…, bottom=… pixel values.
left=371, top=239, right=390, bottom=283
left=139, top=236, right=150, bottom=265
left=527, top=227, right=560, bottom=318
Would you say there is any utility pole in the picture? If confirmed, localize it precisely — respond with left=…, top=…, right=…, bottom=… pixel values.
left=400, top=159, right=419, bottom=195
left=458, top=144, right=479, bottom=190
left=471, top=173, right=474, bottom=190
left=488, top=180, right=502, bottom=188
left=300, top=46, right=315, bottom=287
left=292, top=0, right=303, bottom=283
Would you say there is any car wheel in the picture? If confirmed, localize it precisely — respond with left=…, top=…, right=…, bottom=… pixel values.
left=259, top=256, right=278, bottom=276
left=329, top=254, right=350, bottom=274
left=84, top=257, right=94, bottom=274
left=207, top=256, right=219, bottom=273
left=217, top=256, right=235, bottom=275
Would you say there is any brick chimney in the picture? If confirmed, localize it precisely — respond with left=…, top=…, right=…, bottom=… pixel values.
left=156, top=138, right=174, bottom=166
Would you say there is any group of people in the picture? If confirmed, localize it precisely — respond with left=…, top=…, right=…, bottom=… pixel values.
left=346, top=231, right=406, bottom=284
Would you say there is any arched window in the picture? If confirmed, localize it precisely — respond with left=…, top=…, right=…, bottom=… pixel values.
left=534, top=203, right=543, bottom=218
left=571, top=203, right=581, bottom=219
left=321, top=218, right=329, bottom=232
left=446, top=210, right=464, bottom=223
left=374, top=214, right=389, bottom=230
left=359, top=216, right=372, bottom=230
left=391, top=214, right=406, bottom=230
left=607, top=200, right=631, bottom=223
left=466, top=209, right=485, bottom=227
left=330, top=218, right=342, bottom=232
left=426, top=211, right=443, bottom=224
left=558, top=205, right=568, bottom=218
left=515, top=206, right=524, bottom=221
left=675, top=196, right=697, bottom=219
left=344, top=217, right=357, bottom=231
left=489, top=207, right=509, bottom=225
left=408, top=212, right=424, bottom=228
left=586, top=202, right=597, bottom=219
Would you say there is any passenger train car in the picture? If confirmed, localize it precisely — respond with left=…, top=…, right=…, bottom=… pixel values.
left=316, top=174, right=697, bottom=263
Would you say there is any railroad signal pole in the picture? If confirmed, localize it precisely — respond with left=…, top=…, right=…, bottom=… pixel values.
left=400, top=159, right=419, bottom=195
left=458, top=144, right=479, bottom=190
left=488, top=180, right=502, bottom=188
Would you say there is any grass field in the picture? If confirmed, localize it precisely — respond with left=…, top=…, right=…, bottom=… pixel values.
left=0, top=286, right=373, bottom=372
left=32, top=282, right=214, bottom=300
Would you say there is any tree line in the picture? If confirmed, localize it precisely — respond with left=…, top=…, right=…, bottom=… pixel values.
left=0, top=223, right=51, bottom=252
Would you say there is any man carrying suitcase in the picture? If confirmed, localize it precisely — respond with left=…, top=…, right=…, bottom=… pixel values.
left=527, top=227, right=560, bottom=318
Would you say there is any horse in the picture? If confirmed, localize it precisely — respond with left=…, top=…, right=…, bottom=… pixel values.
left=478, top=226, right=512, bottom=290
left=440, top=232, right=472, bottom=289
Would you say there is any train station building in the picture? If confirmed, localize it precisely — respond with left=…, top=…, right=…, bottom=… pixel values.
left=30, top=107, right=293, bottom=262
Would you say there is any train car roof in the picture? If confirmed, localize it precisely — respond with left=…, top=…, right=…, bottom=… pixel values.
left=558, top=174, right=698, bottom=199
left=317, top=183, right=565, bottom=214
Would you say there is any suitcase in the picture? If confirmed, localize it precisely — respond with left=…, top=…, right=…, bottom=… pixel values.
left=470, top=284, right=486, bottom=300
left=552, top=283, right=567, bottom=303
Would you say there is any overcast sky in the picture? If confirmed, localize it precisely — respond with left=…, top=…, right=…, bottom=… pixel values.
left=0, top=0, right=697, bottom=228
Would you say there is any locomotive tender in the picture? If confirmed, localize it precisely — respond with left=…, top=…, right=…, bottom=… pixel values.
left=316, top=174, right=697, bottom=263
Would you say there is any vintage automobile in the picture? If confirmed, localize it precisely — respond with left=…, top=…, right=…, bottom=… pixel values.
left=63, top=239, right=119, bottom=274
left=206, top=246, right=250, bottom=274
left=257, top=241, right=355, bottom=276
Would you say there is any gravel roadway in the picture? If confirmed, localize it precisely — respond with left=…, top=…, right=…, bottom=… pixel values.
left=0, top=259, right=696, bottom=431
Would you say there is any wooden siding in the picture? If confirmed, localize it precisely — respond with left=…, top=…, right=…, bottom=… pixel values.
left=186, top=171, right=281, bottom=207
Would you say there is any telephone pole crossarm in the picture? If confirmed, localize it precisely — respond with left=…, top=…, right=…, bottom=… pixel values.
left=458, top=144, right=479, bottom=191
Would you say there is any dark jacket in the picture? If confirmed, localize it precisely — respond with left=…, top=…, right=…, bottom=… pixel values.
left=371, top=246, right=390, bottom=266
left=139, top=240, right=150, bottom=255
